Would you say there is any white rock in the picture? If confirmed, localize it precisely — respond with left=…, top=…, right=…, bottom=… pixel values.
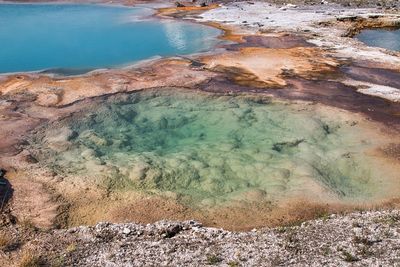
left=122, top=228, right=131, bottom=235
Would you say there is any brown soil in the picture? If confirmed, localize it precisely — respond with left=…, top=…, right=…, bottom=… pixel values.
left=7, top=171, right=59, bottom=229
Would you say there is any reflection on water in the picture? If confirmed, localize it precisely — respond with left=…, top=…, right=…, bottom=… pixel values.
left=356, top=28, right=400, bottom=51
left=163, top=21, right=219, bottom=52
left=164, top=21, right=187, bottom=51
left=0, top=4, right=221, bottom=73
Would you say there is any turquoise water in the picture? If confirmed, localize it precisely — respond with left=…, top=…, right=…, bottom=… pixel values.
left=357, top=28, right=400, bottom=51
left=0, top=4, right=221, bottom=73
left=32, top=89, right=396, bottom=206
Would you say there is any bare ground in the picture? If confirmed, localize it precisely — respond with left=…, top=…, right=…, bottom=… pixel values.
left=1, top=209, right=400, bottom=266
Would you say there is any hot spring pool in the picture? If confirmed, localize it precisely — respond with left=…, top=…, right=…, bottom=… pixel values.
left=356, top=28, right=400, bottom=51
left=31, top=89, right=400, bottom=207
left=0, top=3, right=221, bottom=74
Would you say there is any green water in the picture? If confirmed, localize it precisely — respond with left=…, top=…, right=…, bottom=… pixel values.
left=33, top=89, right=385, bottom=206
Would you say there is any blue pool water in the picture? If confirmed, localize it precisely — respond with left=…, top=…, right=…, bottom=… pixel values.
left=356, top=28, right=400, bottom=51
left=0, top=4, right=221, bottom=74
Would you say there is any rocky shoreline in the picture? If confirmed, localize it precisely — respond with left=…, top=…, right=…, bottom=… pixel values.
left=0, top=210, right=399, bottom=266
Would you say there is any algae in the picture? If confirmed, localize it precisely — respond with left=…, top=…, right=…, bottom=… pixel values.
left=31, top=89, right=392, bottom=206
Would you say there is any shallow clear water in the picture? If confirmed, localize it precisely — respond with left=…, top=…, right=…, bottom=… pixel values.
left=356, top=28, right=400, bottom=51
left=32, top=89, right=394, bottom=206
left=0, top=4, right=220, bottom=73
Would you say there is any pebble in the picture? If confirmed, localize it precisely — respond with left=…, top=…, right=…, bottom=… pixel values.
left=122, top=228, right=131, bottom=235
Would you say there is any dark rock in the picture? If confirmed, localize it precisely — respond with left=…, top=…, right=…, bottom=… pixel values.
left=272, top=139, right=304, bottom=152
left=336, top=15, right=358, bottom=22
left=24, top=154, right=39, bottom=164
left=161, top=224, right=182, bottom=238
left=0, top=168, right=6, bottom=178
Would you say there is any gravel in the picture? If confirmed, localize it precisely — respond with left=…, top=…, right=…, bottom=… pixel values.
left=29, top=210, right=399, bottom=266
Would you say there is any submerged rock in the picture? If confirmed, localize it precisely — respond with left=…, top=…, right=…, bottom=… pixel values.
left=29, top=89, right=400, bottom=221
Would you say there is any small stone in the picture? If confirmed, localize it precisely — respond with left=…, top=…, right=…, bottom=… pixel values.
left=122, top=228, right=131, bottom=235
left=0, top=168, right=6, bottom=178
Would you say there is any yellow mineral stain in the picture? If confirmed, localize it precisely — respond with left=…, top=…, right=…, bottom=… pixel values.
left=201, top=47, right=339, bottom=88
